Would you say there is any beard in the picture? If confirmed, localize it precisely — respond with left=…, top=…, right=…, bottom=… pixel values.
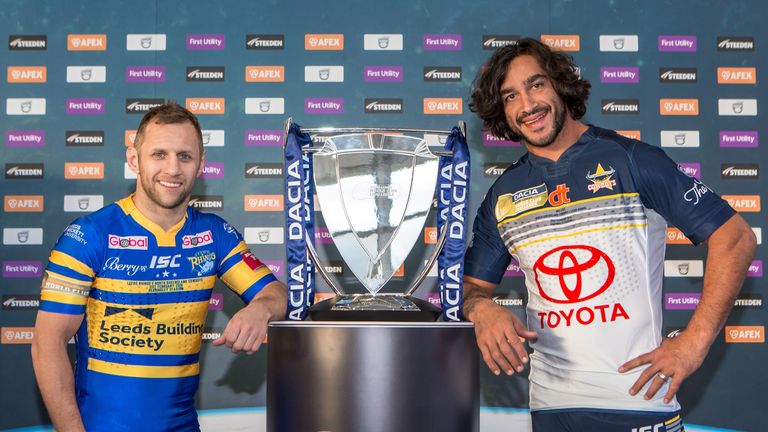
left=511, top=101, right=567, bottom=148
left=139, top=174, right=194, bottom=210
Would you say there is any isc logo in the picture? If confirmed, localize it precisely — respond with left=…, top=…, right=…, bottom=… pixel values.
left=632, top=424, right=663, bottom=432
left=150, top=254, right=181, bottom=269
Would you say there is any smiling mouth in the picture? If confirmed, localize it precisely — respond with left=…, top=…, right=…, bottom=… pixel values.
left=520, top=109, right=548, bottom=127
left=158, top=180, right=182, bottom=188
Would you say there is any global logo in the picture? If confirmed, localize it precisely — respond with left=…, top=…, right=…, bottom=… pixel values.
left=108, top=235, right=148, bottom=250
left=533, top=245, right=615, bottom=304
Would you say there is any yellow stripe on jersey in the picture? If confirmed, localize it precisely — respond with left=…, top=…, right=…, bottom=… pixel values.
left=220, top=261, right=272, bottom=296
left=41, top=272, right=92, bottom=299
left=497, top=192, right=641, bottom=227
left=508, top=223, right=648, bottom=254
left=41, top=289, right=90, bottom=305
left=222, top=240, right=249, bottom=263
left=88, top=358, right=200, bottom=378
left=49, top=250, right=95, bottom=278
left=92, top=276, right=216, bottom=294
left=665, top=415, right=682, bottom=425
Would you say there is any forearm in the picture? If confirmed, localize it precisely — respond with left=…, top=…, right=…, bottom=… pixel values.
left=249, top=280, right=288, bottom=321
left=462, top=279, right=498, bottom=322
left=31, top=337, right=84, bottom=432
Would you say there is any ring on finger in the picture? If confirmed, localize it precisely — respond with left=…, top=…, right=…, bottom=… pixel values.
left=657, top=372, right=671, bottom=383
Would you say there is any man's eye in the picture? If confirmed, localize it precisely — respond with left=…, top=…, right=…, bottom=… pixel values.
left=180, top=154, right=193, bottom=161
left=504, top=93, right=516, bottom=102
left=152, top=152, right=164, bottom=158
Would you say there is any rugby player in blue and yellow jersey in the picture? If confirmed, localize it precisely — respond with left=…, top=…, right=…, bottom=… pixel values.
left=31, top=102, right=287, bottom=431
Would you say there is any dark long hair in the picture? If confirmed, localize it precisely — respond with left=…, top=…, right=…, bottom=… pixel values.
left=469, top=38, right=591, bottom=142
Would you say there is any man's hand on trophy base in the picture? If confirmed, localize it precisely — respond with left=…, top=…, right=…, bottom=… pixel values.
left=212, top=302, right=271, bottom=354
left=472, top=301, right=538, bottom=376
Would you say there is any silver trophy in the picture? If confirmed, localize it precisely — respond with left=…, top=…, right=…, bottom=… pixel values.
left=284, top=119, right=466, bottom=321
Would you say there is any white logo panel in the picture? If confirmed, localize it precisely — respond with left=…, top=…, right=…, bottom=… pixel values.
left=66, top=66, right=107, bottom=83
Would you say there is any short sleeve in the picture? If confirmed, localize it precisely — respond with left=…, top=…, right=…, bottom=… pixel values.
left=464, top=189, right=513, bottom=285
left=214, top=218, right=277, bottom=304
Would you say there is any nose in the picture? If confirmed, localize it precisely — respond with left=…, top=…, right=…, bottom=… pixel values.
left=517, top=90, right=537, bottom=114
left=164, top=154, right=183, bottom=175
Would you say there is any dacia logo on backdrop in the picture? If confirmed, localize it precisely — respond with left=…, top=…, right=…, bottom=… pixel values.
left=126, top=99, right=164, bottom=114
left=717, top=36, right=754, bottom=51
left=8, top=35, right=47, bottom=50
left=364, top=99, right=403, bottom=114
left=423, top=67, right=462, bottom=82
left=186, top=67, right=225, bottom=82
left=188, top=195, right=223, bottom=211
left=66, top=131, right=104, bottom=147
left=482, top=35, right=519, bottom=49
left=586, top=164, right=617, bottom=193
left=246, top=34, right=284, bottom=50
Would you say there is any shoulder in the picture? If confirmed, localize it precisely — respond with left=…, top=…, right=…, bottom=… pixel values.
left=187, top=208, right=242, bottom=241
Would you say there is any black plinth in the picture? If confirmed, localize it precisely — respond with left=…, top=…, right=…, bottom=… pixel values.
left=307, top=295, right=441, bottom=322
left=267, top=321, right=479, bottom=432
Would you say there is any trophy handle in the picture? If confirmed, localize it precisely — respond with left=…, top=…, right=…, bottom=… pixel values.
left=305, top=232, right=345, bottom=296
left=404, top=221, right=448, bottom=296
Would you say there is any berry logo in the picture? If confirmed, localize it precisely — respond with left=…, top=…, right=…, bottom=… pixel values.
left=534, top=245, right=615, bottom=304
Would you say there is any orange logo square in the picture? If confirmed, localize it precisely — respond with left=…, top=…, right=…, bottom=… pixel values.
left=394, top=264, right=405, bottom=277
left=67, top=34, right=107, bottom=51
left=666, top=227, right=691, bottom=245
left=725, top=326, right=764, bottom=343
left=4, top=195, right=44, bottom=212
left=717, top=67, right=756, bottom=84
left=65, top=162, right=104, bottom=179
left=125, top=130, right=137, bottom=147
left=244, top=194, right=284, bottom=211
left=723, top=195, right=761, bottom=212
left=186, top=98, right=225, bottom=114
left=1, top=327, right=35, bottom=344
left=660, top=99, right=699, bottom=115
left=423, top=98, right=462, bottom=114
left=245, top=66, right=285, bottom=82
left=616, top=130, right=641, bottom=140
left=424, top=227, right=438, bottom=244
left=305, top=34, right=344, bottom=50
left=540, top=35, right=580, bottom=51
left=7, top=66, right=47, bottom=83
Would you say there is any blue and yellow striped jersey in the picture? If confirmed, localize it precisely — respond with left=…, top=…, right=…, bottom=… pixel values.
left=40, top=196, right=277, bottom=431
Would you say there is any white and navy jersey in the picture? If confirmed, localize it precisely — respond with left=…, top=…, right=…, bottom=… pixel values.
left=465, top=126, right=735, bottom=412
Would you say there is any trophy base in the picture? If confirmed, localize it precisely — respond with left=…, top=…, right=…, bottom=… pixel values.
left=308, top=294, right=441, bottom=322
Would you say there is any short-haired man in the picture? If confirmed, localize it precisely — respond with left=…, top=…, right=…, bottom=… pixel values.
left=31, top=102, right=287, bottom=431
left=463, top=38, right=756, bottom=430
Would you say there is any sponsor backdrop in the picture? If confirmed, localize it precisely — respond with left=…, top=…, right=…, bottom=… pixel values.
left=1, top=0, right=765, bottom=430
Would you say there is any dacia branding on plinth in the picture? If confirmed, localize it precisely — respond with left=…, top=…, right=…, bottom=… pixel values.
left=283, top=119, right=469, bottom=321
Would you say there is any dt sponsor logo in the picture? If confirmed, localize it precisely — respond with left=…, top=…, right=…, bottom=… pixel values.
left=722, top=195, right=760, bottom=212
left=424, top=226, right=438, bottom=244
left=720, top=131, right=758, bottom=148
left=364, top=98, right=403, bottom=114
left=3, top=228, right=43, bottom=245
left=734, top=293, right=762, bottom=308
left=363, top=34, right=403, bottom=50
left=1, top=327, right=35, bottom=344
left=747, top=260, right=763, bottom=277
left=245, top=130, right=283, bottom=146
left=482, top=35, right=519, bottom=50
left=660, top=98, right=698, bottom=115
left=533, top=245, right=628, bottom=329
left=186, top=98, right=225, bottom=115
left=64, top=195, right=104, bottom=212
left=5, top=163, right=44, bottom=179
left=65, top=162, right=104, bottom=180
left=314, top=227, right=333, bottom=245
left=126, top=34, right=166, bottom=51
left=126, top=98, right=164, bottom=114
left=484, top=164, right=507, bottom=177
left=305, top=34, right=344, bottom=50
left=2, top=295, right=40, bottom=310
left=189, top=195, right=223, bottom=211
left=209, top=293, right=224, bottom=311
left=245, top=163, right=283, bottom=179
left=598, top=35, right=638, bottom=52
left=245, top=98, right=284, bottom=115
left=677, top=163, right=701, bottom=179
left=659, top=67, right=697, bottom=83
left=540, top=35, right=579, bottom=51
left=666, top=227, right=691, bottom=245
left=8, top=35, right=46, bottom=50
left=665, top=293, right=700, bottom=310
left=601, top=99, right=639, bottom=114
left=616, top=130, right=640, bottom=140
left=187, top=34, right=225, bottom=50
left=245, top=66, right=284, bottom=82
left=125, top=66, right=166, bottom=83
left=600, top=67, right=638, bottom=84
left=66, top=131, right=104, bottom=147
left=664, top=260, right=704, bottom=277
left=66, top=66, right=107, bottom=83
left=548, top=184, right=570, bottom=206
left=717, top=36, right=754, bottom=51
left=5, top=131, right=45, bottom=147
left=423, top=98, right=462, bottom=114
left=67, top=34, right=107, bottom=51
left=660, top=130, right=700, bottom=148
left=198, top=162, right=224, bottom=179
left=718, top=99, right=757, bottom=116
left=108, top=235, right=148, bottom=250
left=6, top=98, right=46, bottom=115
left=7, top=66, right=46, bottom=83
left=305, top=98, right=344, bottom=114
left=66, top=98, right=105, bottom=115
left=244, top=195, right=284, bottom=211
left=2, top=261, right=43, bottom=278
left=423, top=34, right=462, bottom=50
left=504, top=258, right=524, bottom=277
left=483, top=131, right=520, bottom=147
left=243, top=227, right=284, bottom=244
left=4, top=195, right=43, bottom=212
left=717, top=67, right=756, bottom=84
left=658, top=35, right=696, bottom=52
left=304, top=66, right=344, bottom=82
left=364, top=66, right=403, bottom=82
left=246, top=34, right=284, bottom=50
left=725, top=326, right=764, bottom=343
left=186, top=67, right=225, bottom=82
left=423, top=67, right=462, bottom=82
left=721, top=164, right=758, bottom=179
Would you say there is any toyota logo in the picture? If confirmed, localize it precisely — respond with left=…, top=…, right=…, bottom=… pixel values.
left=533, top=245, right=615, bottom=304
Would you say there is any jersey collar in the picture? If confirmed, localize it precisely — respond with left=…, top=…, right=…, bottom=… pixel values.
left=116, top=195, right=188, bottom=247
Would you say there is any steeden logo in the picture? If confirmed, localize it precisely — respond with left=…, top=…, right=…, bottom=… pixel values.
left=7, top=66, right=46, bottom=83
left=721, top=164, right=759, bottom=179
left=717, top=67, right=756, bottom=84
left=484, top=164, right=507, bottom=177
left=660, top=99, right=699, bottom=115
left=601, top=99, right=639, bottom=114
left=188, top=195, right=224, bottom=211
left=364, top=98, right=403, bottom=114
left=540, top=35, right=579, bottom=51
left=126, top=98, right=164, bottom=114
left=2, top=295, right=40, bottom=310
left=245, top=66, right=284, bottom=82
left=717, top=36, right=755, bottom=51
left=1, top=327, right=35, bottom=344
left=4, top=195, right=43, bottom=212
left=5, top=163, right=44, bottom=179
left=186, top=98, right=225, bottom=115
left=423, top=67, right=462, bottom=82
left=66, top=131, right=104, bottom=147
left=482, top=35, right=519, bottom=50
left=67, top=34, right=107, bottom=51
left=659, top=68, right=697, bottom=83
left=722, top=195, right=760, bottom=212
left=244, top=195, right=284, bottom=211
left=725, top=326, right=764, bottom=343
left=186, top=66, right=225, bottom=82
left=246, top=34, right=284, bottom=50
left=305, top=34, right=344, bottom=50
left=8, top=35, right=46, bottom=50
left=423, top=98, right=462, bottom=114
left=65, top=162, right=104, bottom=180
left=245, top=163, right=283, bottom=179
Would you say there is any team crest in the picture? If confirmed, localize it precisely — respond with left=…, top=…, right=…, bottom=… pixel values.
left=586, top=163, right=617, bottom=193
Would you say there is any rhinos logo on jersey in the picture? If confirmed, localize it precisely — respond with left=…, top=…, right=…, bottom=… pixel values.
left=188, top=251, right=216, bottom=276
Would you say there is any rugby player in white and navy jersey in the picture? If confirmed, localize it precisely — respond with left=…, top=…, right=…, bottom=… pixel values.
left=464, top=38, right=756, bottom=431
left=31, top=102, right=287, bottom=432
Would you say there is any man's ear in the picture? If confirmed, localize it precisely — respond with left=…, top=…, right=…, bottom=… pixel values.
left=126, top=145, right=140, bottom=175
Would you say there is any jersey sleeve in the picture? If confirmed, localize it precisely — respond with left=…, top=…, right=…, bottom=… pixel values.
left=41, top=218, right=102, bottom=315
left=214, top=219, right=277, bottom=304
left=464, top=188, right=513, bottom=285
left=628, top=142, right=736, bottom=245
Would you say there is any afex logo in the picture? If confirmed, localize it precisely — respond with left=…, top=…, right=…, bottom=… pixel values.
left=244, top=195, right=284, bottom=211
left=7, top=66, right=47, bottom=83
left=424, top=227, right=438, bottom=244
left=65, top=162, right=104, bottom=179
left=245, top=66, right=284, bottom=82
left=725, top=325, right=764, bottom=343
left=722, top=195, right=760, bottom=212
left=423, top=98, right=462, bottom=114
left=305, top=34, right=344, bottom=50
left=717, top=67, right=756, bottom=84
left=660, top=98, right=699, bottom=115
left=4, top=195, right=43, bottom=212
left=533, top=245, right=615, bottom=304
left=186, top=98, right=225, bottom=114
left=108, top=235, right=148, bottom=250
left=1, top=327, right=35, bottom=344
left=182, top=230, right=213, bottom=249
left=540, top=35, right=580, bottom=51
left=68, top=34, right=107, bottom=51
left=666, top=227, right=691, bottom=244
